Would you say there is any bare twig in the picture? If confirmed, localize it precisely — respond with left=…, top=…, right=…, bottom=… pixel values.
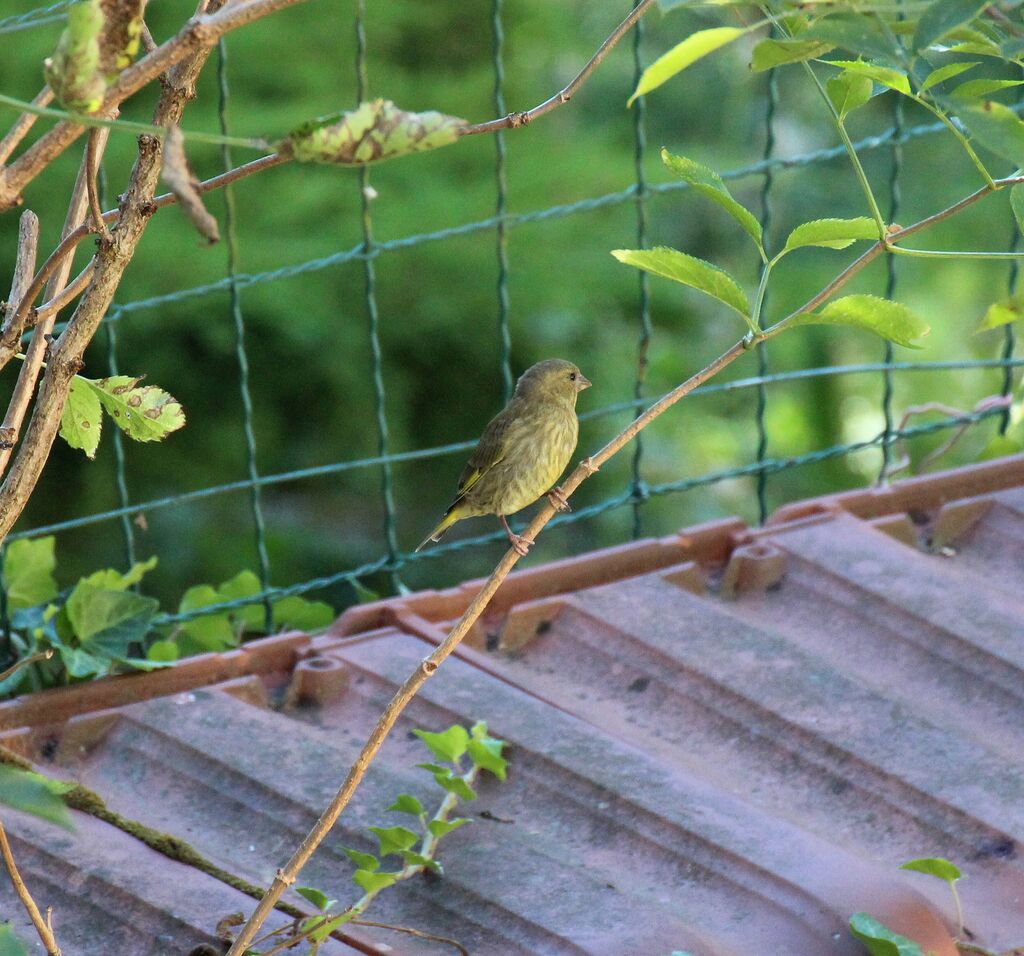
left=0, top=87, right=54, bottom=167
left=349, top=919, right=470, bottom=956
left=0, top=819, right=61, bottom=955
left=34, top=262, right=96, bottom=326
left=0, top=210, right=39, bottom=340
left=0, top=649, right=53, bottom=684
left=461, top=0, right=657, bottom=135
left=85, top=129, right=112, bottom=243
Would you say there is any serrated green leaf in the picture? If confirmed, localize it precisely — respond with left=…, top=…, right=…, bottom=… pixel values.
left=660, top=148, right=762, bottom=246
left=913, top=0, right=989, bottom=53
left=848, top=913, right=925, bottom=955
left=344, top=847, right=379, bottom=872
left=285, top=99, right=465, bottom=166
left=295, top=885, right=335, bottom=911
left=414, top=725, right=470, bottom=763
left=919, top=60, right=979, bottom=91
left=60, top=376, right=103, bottom=458
left=951, top=78, right=1024, bottom=99
left=611, top=247, right=751, bottom=325
left=0, top=923, right=30, bottom=956
left=826, top=60, right=910, bottom=94
left=977, top=295, right=1024, bottom=331
left=401, top=850, right=442, bottom=872
left=959, top=100, right=1024, bottom=166
left=80, top=555, right=157, bottom=592
left=352, top=869, right=397, bottom=894
left=788, top=294, right=930, bottom=347
left=83, top=375, right=185, bottom=444
left=64, top=582, right=159, bottom=656
left=750, top=37, right=834, bottom=71
left=146, top=639, right=178, bottom=662
left=827, top=70, right=875, bottom=119
left=368, top=825, right=420, bottom=857
left=628, top=27, right=750, bottom=105
left=467, top=737, right=507, bottom=781
left=427, top=817, right=471, bottom=839
left=4, top=537, right=58, bottom=611
left=783, top=217, right=880, bottom=252
left=271, top=595, right=334, bottom=632
left=900, top=857, right=962, bottom=883
left=387, top=793, right=425, bottom=816
left=0, top=765, right=73, bottom=829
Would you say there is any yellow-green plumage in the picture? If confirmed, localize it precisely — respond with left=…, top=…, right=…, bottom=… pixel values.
left=416, top=358, right=591, bottom=552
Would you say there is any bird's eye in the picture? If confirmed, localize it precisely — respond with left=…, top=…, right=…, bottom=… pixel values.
left=569, top=372, right=577, bottom=381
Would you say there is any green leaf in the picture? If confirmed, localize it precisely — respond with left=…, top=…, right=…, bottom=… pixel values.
left=900, top=857, right=962, bottom=883
left=919, top=61, right=979, bottom=92
left=295, top=886, right=335, bottom=911
left=352, top=869, right=397, bottom=894
left=750, top=37, right=834, bottom=71
left=467, top=737, right=508, bottom=781
left=387, top=793, right=425, bottom=816
left=787, top=294, right=930, bottom=347
left=660, top=149, right=762, bottom=246
left=427, top=817, right=471, bottom=839
left=959, top=100, right=1024, bottom=166
left=948, top=40, right=1003, bottom=58
left=826, top=60, right=910, bottom=94
left=800, top=16, right=900, bottom=65
left=176, top=584, right=236, bottom=655
left=64, top=582, right=159, bottom=656
left=978, top=295, right=1024, bottom=331
left=951, top=78, right=1024, bottom=99
left=826, top=70, right=875, bottom=119
left=80, top=555, right=157, bottom=592
left=848, top=913, right=925, bottom=956
left=55, top=644, right=111, bottom=679
left=216, top=570, right=264, bottom=632
left=60, top=376, right=103, bottom=458
left=783, top=217, right=880, bottom=252
left=83, top=375, right=185, bottom=443
left=271, top=595, right=334, bottom=632
left=433, top=772, right=477, bottom=801
left=628, top=27, right=750, bottom=105
left=611, top=247, right=751, bottom=325
left=4, top=537, right=58, bottom=611
left=146, top=639, right=178, bottom=662
left=307, top=911, right=355, bottom=941
left=367, top=825, right=419, bottom=857
left=0, top=765, right=73, bottom=829
left=913, top=0, right=989, bottom=53
left=0, top=924, right=30, bottom=956
left=285, top=100, right=465, bottom=166
left=401, top=850, right=442, bottom=872
left=344, top=847, right=379, bottom=872
left=414, top=724, right=470, bottom=763
left=351, top=579, right=380, bottom=603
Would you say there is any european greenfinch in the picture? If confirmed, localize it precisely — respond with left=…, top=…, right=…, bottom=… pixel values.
left=416, top=358, right=592, bottom=555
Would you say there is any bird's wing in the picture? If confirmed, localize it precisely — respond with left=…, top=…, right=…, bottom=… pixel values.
left=452, top=403, right=516, bottom=501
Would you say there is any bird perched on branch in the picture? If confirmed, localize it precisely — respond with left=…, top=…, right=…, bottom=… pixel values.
left=416, top=358, right=592, bottom=556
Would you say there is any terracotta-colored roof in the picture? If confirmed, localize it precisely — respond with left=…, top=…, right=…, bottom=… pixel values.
left=2, top=455, right=1023, bottom=955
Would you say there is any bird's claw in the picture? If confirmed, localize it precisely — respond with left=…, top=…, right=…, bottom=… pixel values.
left=547, top=487, right=571, bottom=513
left=508, top=533, right=532, bottom=556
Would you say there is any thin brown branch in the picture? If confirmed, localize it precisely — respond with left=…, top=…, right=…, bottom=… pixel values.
left=1, top=210, right=39, bottom=342
left=34, top=262, right=96, bottom=326
left=350, top=919, right=470, bottom=956
left=0, top=87, right=54, bottom=168
left=461, top=0, right=657, bottom=136
left=85, top=130, right=112, bottom=243
left=0, top=819, right=61, bottom=955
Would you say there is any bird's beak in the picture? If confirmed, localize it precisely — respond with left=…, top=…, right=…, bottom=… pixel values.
left=575, top=373, right=592, bottom=392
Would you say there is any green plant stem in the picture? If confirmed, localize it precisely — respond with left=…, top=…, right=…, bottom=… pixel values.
left=889, top=246, right=1024, bottom=259
left=911, top=94, right=996, bottom=188
left=752, top=260, right=774, bottom=330
left=952, top=881, right=965, bottom=939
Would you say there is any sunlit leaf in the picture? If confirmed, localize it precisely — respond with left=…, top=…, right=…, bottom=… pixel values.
left=4, top=537, right=58, bottom=611
left=467, top=736, right=507, bottom=781
left=787, top=294, right=930, bottom=347
left=919, top=61, right=979, bottom=92
left=352, top=869, right=397, bottom=894
left=367, top=825, right=419, bottom=857
left=84, top=375, right=185, bottom=444
left=750, top=37, right=834, bottom=71
left=80, top=555, right=157, bottom=592
left=344, top=847, right=379, bottom=872
left=60, top=376, right=103, bottom=458
left=401, top=850, right=442, bottom=872
left=414, top=725, right=469, bottom=763
left=271, top=595, right=334, bottom=632
left=387, top=793, right=425, bottom=816
left=296, top=885, right=335, bottom=912
left=913, top=0, right=989, bottom=53
left=146, top=639, right=178, bottom=662
left=628, top=27, right=750, bottom=105
left=782, top=217, right=880, bottom=252
left=900, top=857, right=962, bottom=883
left=827, top=70, right=875, bottom=119
left=427, top=817, right=471, bottom=839
left=977, top=295, right=1024, bottom=331
left=826, top=59, right=910, bottom=94
left=849, top=913, right=925, bottom=955
left=951, top=78, right=1024, bottom=99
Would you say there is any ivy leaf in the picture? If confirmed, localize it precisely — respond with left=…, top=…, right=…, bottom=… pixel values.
left=414, top=725, right=469, bottom=763
left=54, top=644, right=111, bottom=678
left=431, top=772, right=477, bottom=801
left=271, top=595, right=334, bottom=632
left=80, top=555, right=157, bottom=591
left=308, top=911, right=355, bottom=941
left=4, top=537, right=58, bottom=611
left=344, top=848, right=379, bottom=872
left=750, top=37, right=834, bottom=71
left=427, top=817, right=471, bottom=839
left=216, top=570, right=265, bottom=632
left=367, top=825, right=419, bottom=857
left=848, top=913, right=925, bottom=955
left=660, top=149, right=762, bottom=247
left=977, top=295, right=1024, bottom=331
left=352, top=870, right=397, bottom=894
left=783, top=217, right=880, bottom=252
left=467, top=737, right=508, bottom=781
left=83, top=375, right=185, bottom=444
left=826, top=70, right=874, bottom=119
left=0, top=765, right=73, bottom=830
left=64, top=582, right=159, bottom=657
left=825, top=60, right=910, bottom=95
left=919, top=61, right=979, bottom=92
left=900, top=857, right=962, bottom=883
left=787, top=294, right=930, bottom=347
left=401, top=850, right=442, bottom=872
left=60, top=376, right=103, bottom=458
left=146, top=639, right=178, bottom=662
left=387, top=793, right=425, bottom=816
left=611, top=248, right=751, bottom=326
left=628, top=27, right=751, bottom=105
left=295, top=886, right=336, bottom=912
left=284, top=99, right=465, bottom=166
left=958, top=100, right=1024, bottom=166
left=951, top=78, right=1024, bottom=100
left=913, top=0, right=989, bottom=53
left=176, top=584, right=237, bottom=656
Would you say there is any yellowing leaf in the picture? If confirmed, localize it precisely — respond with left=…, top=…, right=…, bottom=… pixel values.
left=629, top=27, right=750, bottom=105
left=977, top=295, right=1024, bottom=331
left=59, top=376, right=103, bottom=458
left=84, top=375, right=185, bottom=443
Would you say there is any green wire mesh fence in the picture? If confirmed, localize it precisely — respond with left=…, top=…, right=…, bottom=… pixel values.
left=1, top=0, right=1021, bottom=633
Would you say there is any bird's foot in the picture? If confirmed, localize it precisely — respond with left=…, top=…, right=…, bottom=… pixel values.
left=508, top=532, right=533, bottom=556
left=580, top=456, right=599, bottom=475
left=547, top=487, right=571, bottom=513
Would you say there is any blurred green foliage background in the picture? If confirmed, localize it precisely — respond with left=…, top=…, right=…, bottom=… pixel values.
left=0, top=0, right=1019, bottom=612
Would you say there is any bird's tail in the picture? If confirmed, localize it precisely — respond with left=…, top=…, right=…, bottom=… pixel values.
left=414, top=509, right=462, bottom=553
